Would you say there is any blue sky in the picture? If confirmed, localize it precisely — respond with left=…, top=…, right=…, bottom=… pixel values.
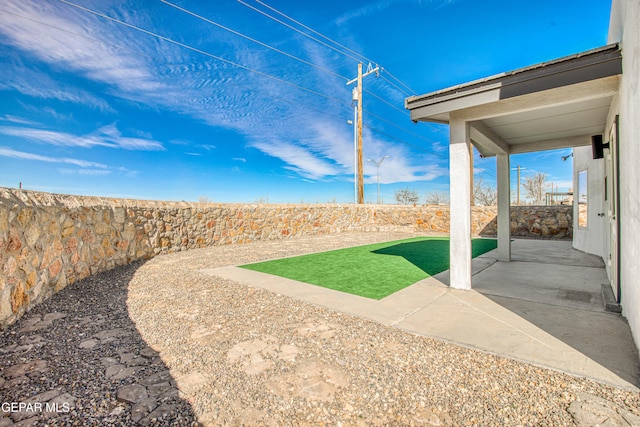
left=0, top=0, right=611, bottom=203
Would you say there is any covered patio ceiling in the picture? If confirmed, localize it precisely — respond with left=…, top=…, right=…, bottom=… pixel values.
left=404, top=43, right=623, bottom=292
left=405, top=44, right=622, bottom=157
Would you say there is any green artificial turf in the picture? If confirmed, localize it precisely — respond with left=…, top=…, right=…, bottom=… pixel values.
left=240, top=237, right=497, bottom=300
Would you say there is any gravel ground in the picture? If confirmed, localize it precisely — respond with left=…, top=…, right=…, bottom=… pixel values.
left=1, top=231, right=639, bottom=426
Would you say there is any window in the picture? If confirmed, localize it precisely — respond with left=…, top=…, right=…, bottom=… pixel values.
left=578, top=170, right=588, bottom=228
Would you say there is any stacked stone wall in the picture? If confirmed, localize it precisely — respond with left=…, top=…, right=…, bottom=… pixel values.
left=0, top=188, right=569, bottom=327
left=478, top=205, right=573, bottom=239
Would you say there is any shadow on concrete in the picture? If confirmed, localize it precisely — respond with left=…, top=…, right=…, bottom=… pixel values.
left=467, top=240, right=639, bottom=388
left=484, top=291, right=640, bottom=388
left=0, top=261, right=198, bottom=425
left=372, top=238, right=498, bottom=276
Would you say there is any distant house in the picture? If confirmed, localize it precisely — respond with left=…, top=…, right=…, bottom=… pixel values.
left=405, top=0, right=640, bottom=354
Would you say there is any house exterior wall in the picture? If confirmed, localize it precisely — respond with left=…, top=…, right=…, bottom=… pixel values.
left=572, top=146, right=605, bottom=258
left=608, top=0, right=640, bottom=353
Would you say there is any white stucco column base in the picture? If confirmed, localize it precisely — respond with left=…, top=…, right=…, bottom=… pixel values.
left=497, top=154, right=511, bottom=261
left=449, top=118, right=472, bottom=290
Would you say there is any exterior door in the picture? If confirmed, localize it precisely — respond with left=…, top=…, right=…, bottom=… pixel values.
left=604, top=116, right=620, bottom=301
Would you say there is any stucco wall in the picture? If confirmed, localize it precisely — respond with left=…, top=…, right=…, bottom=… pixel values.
left=0, top=188, right=573, bottom=328
left=572, top=146, right=605, bottom=258
left=609, top=0, right=640, bottom=354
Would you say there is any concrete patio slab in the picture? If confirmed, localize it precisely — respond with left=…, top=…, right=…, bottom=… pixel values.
left=202, top=239, right=640, bottom=391
left=469, top=261, right=608, bottom=311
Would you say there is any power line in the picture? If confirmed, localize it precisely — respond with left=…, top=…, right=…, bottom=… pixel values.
left=237, top=0, right=364, bottom=63
left=11, top=1, right=451, bottom=184
left=364, top=109, right=438, bottom=145
left=476, top=169, right=497, bottom=182
left=270, top=91, right=441, bottom=158
left=362, top=90, right=445, bottom=136
left=262, top=87, right=444, bottom=162
left=262, top=92, right=440, bottom=160
left=252, top=0, right=374, bottom=65
left=380, top=70, right=417, bottom=96
left=363, top=89, right=409, bottom=116
left=57, top=0, right=347, bottom=106
left=45, top=1, right=437, bottom=167
left=378, top=74, right=413, bottom=97
left=238, top=0, right=429, bottom=140
left=270, top=93, right=350, bottom=122
left=364, top=124, right=442, bottom=156
left=238, top=0, right=417, bottom=98
left=161, top=0, right=422, bottom=132
left=160, top=0, right=350, bottom=82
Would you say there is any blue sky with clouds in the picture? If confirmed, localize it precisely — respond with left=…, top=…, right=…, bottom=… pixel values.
left=0, top=0, right=611, bottom=203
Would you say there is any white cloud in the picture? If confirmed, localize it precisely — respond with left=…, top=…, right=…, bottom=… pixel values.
left=93, top=124, right=165, bottom=151
left=58, top=168, right=112, bottom=176
left=0, top=127, right=109, bottom=148
left=0, top=124, right=165, bottom=151
left=335, top=0, right=455, bottom=25
left=0, top=146, right=107, bottom=169
left=116, top=166, right=139, bottom=178
left=0, top=66, right=112, bottom=111
left=252, top=140, right=340, bottom=180
left=0, top=2, right=164, bottom=93
left=0, top=0, right=446, bottom=185
left=550, top=180, right=573, bottom=191
left=0, top=115, right=39, bottom=125
left=41, top=107, right=73, bottom=122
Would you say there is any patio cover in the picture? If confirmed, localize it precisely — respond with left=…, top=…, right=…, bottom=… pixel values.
left=405, top=44, right=622, bottom=289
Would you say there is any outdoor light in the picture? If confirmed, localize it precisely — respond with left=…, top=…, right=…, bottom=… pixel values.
left=592, top=134, right=610, bottom=159
left=561, top=153, right=573, bottom=161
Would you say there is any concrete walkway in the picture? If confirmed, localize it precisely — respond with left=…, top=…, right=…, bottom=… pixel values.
left=204, top=239, right=640, bottom=391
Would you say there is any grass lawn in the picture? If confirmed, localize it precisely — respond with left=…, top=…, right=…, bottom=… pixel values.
left=240, top=236, right=497, bottom=300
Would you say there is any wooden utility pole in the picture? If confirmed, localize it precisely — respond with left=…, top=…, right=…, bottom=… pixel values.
left=347, top=62, right=379, bottom=204
left=356, top=63, right=364, bottom=204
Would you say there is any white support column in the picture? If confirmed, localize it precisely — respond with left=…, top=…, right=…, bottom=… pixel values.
left=449, top=118, right=472, bottom=290
left=497, top=154, right=511, bottom=262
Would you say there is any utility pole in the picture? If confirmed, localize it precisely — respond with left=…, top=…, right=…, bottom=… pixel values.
left=347, top=109, right=356, bottom=203
left=347, top=62, right=379, bottom=204
left=511, top=165, right=526, bottom=205
left=517, top=165, right=521, bottom=206
left=368, top=156, right=389, bottom=204
left=356, top=63, right=364, bottom=204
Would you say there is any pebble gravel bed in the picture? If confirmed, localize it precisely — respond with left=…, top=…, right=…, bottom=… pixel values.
left=1, top=231, right=639, bottom=426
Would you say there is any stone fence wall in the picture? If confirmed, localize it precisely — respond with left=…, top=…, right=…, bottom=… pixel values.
left=479, top=205, right=573, bottom=239
left=0, top=188, right=571, bottom=327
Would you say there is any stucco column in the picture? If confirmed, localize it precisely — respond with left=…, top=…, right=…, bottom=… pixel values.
left=449, top=118, right=472, bottom=290
left=497, top=154, right=511, bottom=261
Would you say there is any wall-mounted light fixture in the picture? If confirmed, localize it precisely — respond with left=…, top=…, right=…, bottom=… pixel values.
left=592, top=134, right=610, bottom=159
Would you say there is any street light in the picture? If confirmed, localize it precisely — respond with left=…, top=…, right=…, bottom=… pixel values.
left=367, top=156, right=389, bottom=204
